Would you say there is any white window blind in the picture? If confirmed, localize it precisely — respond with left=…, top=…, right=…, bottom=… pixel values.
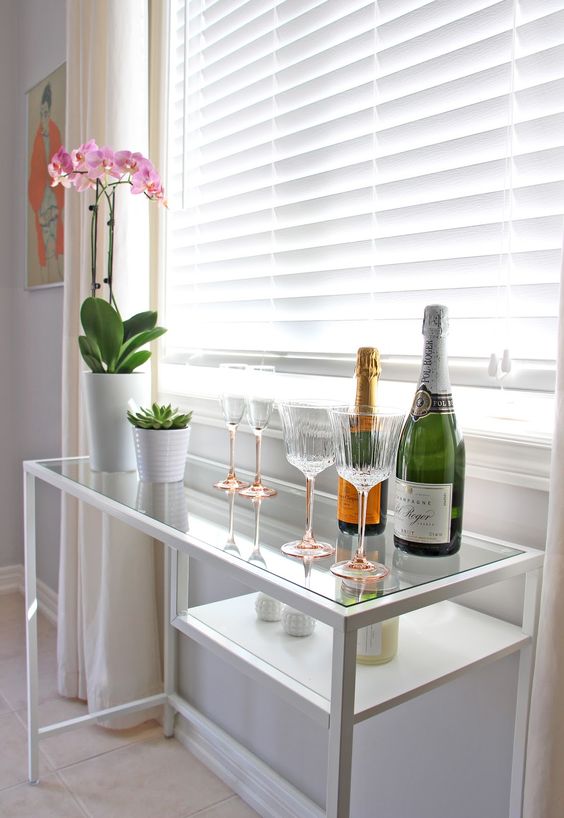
left=164, top=0, right=564, bottom=389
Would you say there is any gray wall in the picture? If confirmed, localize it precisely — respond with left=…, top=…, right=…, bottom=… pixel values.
left=0, top=0, right=65, bottom=589
left=0, top=0, right=20, bottom=570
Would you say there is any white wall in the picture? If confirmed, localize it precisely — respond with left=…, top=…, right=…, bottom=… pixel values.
left=0, top=0, right=20, bottom=571
left=0, top=0, right=65, bottom=589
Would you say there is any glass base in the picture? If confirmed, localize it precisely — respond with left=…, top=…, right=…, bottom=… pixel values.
left=330, top=557, right=389, bottom=581
left=214, top=475, right=250, bottom=491
left=282, top=539, right=335, bottom=559
left=238, top=483, right=277, bottom=498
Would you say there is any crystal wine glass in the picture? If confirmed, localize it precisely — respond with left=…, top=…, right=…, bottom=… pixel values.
left=329, top=406, right=404, bottom=580
left=238, top=365, right=277, bottom=499
left=278, top=401, right=335, bottom=558
left=214, top=363, right=250, bottom=491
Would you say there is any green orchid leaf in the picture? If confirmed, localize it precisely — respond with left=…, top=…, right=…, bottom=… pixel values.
left=115, top=327, right=167, bottom=369
left=116, top=349, right=152, bottom=374
left=80, top=297, right=123, bottom=370
left=78, top=336, right=105, bottom=372
left=122, top=311, right=159, bottom=341
left=81, top=353, right=105, bottom=373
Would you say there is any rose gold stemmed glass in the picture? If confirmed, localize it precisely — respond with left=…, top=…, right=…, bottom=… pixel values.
left=329, top=406, right=404, bottom=581
left=277, top=401, right=335, bottom=559
left=214, top=363, right=250, bottom=492
left=238, top=365, right=277, bottom=499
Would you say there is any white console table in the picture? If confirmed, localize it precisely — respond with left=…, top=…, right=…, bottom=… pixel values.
left=23, top=456, right=543, bottom=818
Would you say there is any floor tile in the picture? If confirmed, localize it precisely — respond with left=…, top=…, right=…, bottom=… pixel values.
left=0, top=711, right=51, bottom=791
left=187, top=795, right=261, bottom=818
left=60, top=736, right=232, bottom=818
left=0, top=773, right=88, bottom=817
left=0, top=616, right=56, bottom=662
left=0, top=649, right=59, bottom=711
left=0, top=592, right=25, bottom=624
left=16, top=697, right=161, bottom=770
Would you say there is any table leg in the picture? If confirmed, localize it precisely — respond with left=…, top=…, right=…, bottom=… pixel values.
left=24, top=471, right=39, bottom=784
left=326, top=627, right=357, bottom=818
left=509, top=567, right=542, bottom=818
left=163, top=545, right=177, bottom=737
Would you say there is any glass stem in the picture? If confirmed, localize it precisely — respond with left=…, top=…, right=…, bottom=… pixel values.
left=303, top=557, right=312, bottom=588
left=253, top=498, right=261, bottom=550
left=253, top=430, right=263, bottom=486
left=304, top=475, right=315, bottom=543
left=355, top=488, right=369, bottom=563
left=226, top=490, right=236, bottom=545
left=227, top=424, right=237, bottom=479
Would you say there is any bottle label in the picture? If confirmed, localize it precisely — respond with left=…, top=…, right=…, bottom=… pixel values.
left=338, top=479, right=381, bottom=524
left=357, top=623, right=382, bottom=657
left=394, top=480, right=453, bottom=544
left=410, top=385, right=454, bottom=422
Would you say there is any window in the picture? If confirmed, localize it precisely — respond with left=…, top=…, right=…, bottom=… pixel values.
left=163, top=0, right=564, bottom=396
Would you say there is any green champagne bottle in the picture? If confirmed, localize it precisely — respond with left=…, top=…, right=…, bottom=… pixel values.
left=394, top=305, right=465, bottom=556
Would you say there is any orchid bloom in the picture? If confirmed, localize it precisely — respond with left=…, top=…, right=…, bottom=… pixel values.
left=71, top=138, right=98, bottom=172
left=48, top=147, right=74, bottom=187
left=86, top=146, right=122, bottom=180
left=130, top=160, right=164, bottom=200
left=114, top=150, right=145, bottom=175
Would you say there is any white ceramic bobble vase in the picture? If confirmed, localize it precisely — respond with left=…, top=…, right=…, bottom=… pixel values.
left=281, top=606, right=316, bottom=637
left=255, top=593, right=283, bottom=622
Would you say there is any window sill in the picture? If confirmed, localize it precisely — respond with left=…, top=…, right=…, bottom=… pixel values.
left=159, top=363, right=554, bottom=493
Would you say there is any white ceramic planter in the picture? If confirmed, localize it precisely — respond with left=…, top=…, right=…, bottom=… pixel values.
left=133, top=426, right=191, bottom=482
left=82, top=372, right=149, bottom=472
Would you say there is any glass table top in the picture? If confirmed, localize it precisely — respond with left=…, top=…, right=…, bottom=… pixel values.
left=41, top=456, right=523, bottom=608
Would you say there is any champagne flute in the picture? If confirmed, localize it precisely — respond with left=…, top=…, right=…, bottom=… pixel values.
left=329, top=406, right=404, bottom=580
left=214, top=363, right=250, bottom=491
left=238, top=365, right=277, bottom=499
left=278, top=401, right=335, bottom=558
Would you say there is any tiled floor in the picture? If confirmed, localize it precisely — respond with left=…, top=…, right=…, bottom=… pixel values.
left=0, top=592, right=260, bottom=818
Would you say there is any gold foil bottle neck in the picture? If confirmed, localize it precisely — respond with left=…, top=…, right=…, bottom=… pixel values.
left=355, top=347, right=381, bottom=378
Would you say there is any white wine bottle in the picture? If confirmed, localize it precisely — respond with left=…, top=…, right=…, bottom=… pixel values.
left=337, top=347, right=388, bottom=534
left=394, top=305, right=465, bottom=556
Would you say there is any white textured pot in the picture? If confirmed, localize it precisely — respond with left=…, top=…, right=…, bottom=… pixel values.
left=133, top=427, right=191, bottom=482
left=82, top=372, right=149, bottom=472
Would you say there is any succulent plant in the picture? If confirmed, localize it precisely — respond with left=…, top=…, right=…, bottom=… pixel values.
left=127, top=402, right=193, bottom=430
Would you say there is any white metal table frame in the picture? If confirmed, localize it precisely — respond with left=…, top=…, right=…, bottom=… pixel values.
left=23, top=458, right=544, bottom=818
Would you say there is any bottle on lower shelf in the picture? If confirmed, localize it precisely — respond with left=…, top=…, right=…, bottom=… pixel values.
left=340, top=573, right=400, bottom=665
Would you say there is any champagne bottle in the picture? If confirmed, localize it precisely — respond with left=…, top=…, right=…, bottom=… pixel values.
left=394, top=305, right=465, bottom=556
left=337, top=347, right=388, bottom=534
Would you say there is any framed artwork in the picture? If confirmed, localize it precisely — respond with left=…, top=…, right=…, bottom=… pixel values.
left=26, top=62, right=66, bottom=289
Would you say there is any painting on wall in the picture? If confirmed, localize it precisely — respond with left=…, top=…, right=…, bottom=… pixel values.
left=26, top=62, right=66, bottom=289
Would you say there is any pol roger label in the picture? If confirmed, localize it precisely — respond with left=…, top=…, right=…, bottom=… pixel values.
left=410, top=385, right=454, bottom=421
left=394, top=480, right=453, bottom=544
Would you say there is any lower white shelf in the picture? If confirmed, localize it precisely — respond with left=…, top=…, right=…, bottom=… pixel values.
left=174, top=594, right=529, bottom=727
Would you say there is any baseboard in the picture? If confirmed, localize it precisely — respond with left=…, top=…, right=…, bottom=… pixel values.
left=173, top=699, right=324, bottom=818
left=0, top=564, right=58, bottom=625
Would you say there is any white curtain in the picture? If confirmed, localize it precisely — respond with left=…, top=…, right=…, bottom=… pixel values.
left=522, top=257, right=564, bottom=816
left=58, top=0, right=162, bottom=725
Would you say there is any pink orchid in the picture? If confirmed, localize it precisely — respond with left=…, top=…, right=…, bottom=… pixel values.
left=114, top=150, right=145, bottom=175
left=86, top=146, right=121, bottom=180
left=48, top=146, right=74, bottom=188
left=73, top=173, right=97, bottom=192
left=131, top=161, right=165, bottom=200
left=71, top=139, right=98, bottom=172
